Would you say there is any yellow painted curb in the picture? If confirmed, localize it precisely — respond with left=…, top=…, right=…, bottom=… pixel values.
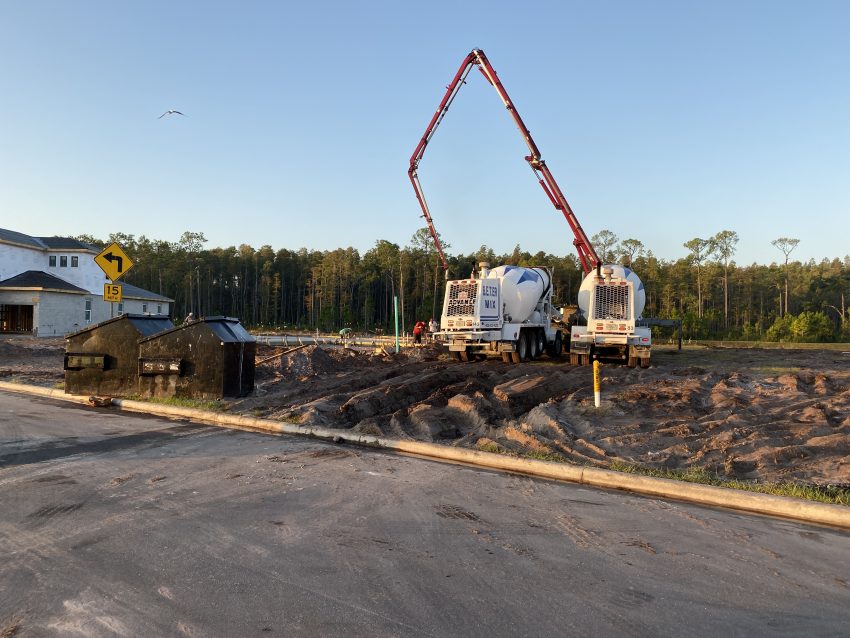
left=2, top=380, right=849, bottom=529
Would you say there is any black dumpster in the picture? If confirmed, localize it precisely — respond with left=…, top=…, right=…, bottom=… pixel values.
left=137, top=316, right=255, bottom=399
left=64, top=314, right=175, bottom=396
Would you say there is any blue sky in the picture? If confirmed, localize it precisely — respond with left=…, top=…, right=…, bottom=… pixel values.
left=1, top=1, right=847, bottom=265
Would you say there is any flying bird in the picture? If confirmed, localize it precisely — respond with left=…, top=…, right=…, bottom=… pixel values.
left=158, top=110, right=185, bottom=119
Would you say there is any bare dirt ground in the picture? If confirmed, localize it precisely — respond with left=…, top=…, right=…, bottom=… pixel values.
left=3, top=334, right=850, bottom=487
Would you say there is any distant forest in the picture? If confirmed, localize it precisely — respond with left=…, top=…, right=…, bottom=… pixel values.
left=76, top=229, right=850, bottom=342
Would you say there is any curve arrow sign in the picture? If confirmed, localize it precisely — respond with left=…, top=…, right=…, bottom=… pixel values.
left=103, top=252, right=123, bottom=273
left=95, top=242, right=135, bottom=281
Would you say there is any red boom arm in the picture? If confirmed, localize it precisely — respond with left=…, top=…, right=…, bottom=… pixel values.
left=408, top=49, right=601, bottom=275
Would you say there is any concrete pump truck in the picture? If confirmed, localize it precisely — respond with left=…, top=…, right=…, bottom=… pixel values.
left=408, top=49, right=651, bottom=367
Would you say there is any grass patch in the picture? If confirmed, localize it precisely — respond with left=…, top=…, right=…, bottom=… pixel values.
left=610, top=461, right=850, bottom=506
left=475, top=443, right=850, bottom=506
left=523, top=450, right=570, bottom=463
left=577, top=404, right=615, bottom=416
left=749, top=365, right=803, bottom=376
left=277, top=413, right=303, bottom=424
left=477, top=442, right=567, bottom=464
left=478, top=442, right=503, bottom=454
left=123, top=395, right=225, bottom=412
left=696, top=340, right=850, bottom=351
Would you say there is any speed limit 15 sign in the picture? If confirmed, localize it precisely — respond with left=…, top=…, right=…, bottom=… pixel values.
left=103, top=283, right=123, bottom=303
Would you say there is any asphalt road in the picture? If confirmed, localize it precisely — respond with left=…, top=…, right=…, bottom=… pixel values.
left=1, top=390, right=849, bottom=637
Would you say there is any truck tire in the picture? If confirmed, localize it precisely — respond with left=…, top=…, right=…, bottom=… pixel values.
left=569, top=353, right=579, bottom=366
left=511, top=351, right=521, bottom=364
left=580, top=354, right=590, bottom=366
left=517, top=331, right=530, bottom=362
left=501, top=352, right=511, bottom=363
left=459, top=349, right=470, bottom=362
left=529, top=331, right=540, bottom=360
left=627, top=356, right=638, bottom=368
left=547, top=331, right=562, bottom=358
left=639, top=357, right=650, bottom=368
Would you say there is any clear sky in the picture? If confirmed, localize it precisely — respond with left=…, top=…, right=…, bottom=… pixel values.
left=1, top=1, right=847, bottom=266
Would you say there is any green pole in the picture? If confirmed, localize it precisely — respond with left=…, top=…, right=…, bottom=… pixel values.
left=394, top=295, right=399, bottom=353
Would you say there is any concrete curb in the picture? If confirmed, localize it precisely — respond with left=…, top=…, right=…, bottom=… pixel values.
left=3, top=380, right=849, bottom=529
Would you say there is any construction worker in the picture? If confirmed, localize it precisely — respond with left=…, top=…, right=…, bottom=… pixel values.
left=413, top=321, right=425, bottom=345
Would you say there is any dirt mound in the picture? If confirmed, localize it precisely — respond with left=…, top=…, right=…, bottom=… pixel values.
left=279, top=345, right=339, bottom=378
left=253, top=346, right=850, bottom=486
left=406, top=343, right=444, bottom=362
left=0, top=336, right=65, bottom=387
left=0, top=337, right=64, bottom=357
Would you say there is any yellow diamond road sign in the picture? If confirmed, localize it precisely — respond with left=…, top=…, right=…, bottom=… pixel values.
left=103, top=283, right=123, bottom=303
left=95, top=242, right=134, bottom=281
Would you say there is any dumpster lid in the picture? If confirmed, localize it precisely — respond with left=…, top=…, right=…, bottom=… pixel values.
left=203, top=316, right=255, bottom=342
left=138, top=316, right=255, bottom=343
left=65, top=314, right=175, bottom=339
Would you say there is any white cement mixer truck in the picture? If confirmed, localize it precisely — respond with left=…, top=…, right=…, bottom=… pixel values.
left=568, top=264, right=651, bottom=368
left=441, top=264, right=562, bottom=362
left=409, top=49, right=652, bottom=366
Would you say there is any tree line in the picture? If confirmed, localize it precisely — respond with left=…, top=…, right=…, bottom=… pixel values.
left=75, top=229, right=850, bottom=342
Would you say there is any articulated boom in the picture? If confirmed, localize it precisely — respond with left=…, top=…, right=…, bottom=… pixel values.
left=408, top=49, right=600, bottom=274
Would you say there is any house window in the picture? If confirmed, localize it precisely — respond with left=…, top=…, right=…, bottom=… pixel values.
left=85, top=299, right=92, bottom=323
left=49, top=256, right=56, bottom=267
left=71, top=256, right=79, bottom=267
left=60, top=256, right=68, bottom=267
left=117, top=303, right=124, bottom=315
left=142, top=303, right=148, bottom=313
left=157, top=304, right=162, bottom=314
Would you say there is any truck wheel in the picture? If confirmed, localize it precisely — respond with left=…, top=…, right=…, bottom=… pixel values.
left=517, top=331, right=530, bottom=361
left=547, top=331, right=562, bottom=358
left=580, top=354, right=590, bottom=366
left=459, top=349, right=470, bottom=362
left=511, top=351, right=521, bottom=364
left=569, top=353, right=579, bottom=366
left=536, top=330, right=545, bottom=357
left=639, top=357, right=650, bottom=368
left=501, top=352, right=511, bottom=363
left=529, top=331, right=540, bottom=360
left=627, top=356, right=638, bottom=368
left=451, top=351, right=462, bottom=362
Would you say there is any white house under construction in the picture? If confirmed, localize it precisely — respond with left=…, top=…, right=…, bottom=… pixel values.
left=0, top=228, right=172, bottom=336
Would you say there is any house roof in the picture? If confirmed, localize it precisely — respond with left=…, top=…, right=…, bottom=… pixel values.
left=120, top=282, right=173, bottom=303
left=0, top=270, right=89, bottom=293
left=0, top=228, right=97, bottom=252
left=0, top=228, right=47, bottom=249
left=37, top=236, right=98, bottom=251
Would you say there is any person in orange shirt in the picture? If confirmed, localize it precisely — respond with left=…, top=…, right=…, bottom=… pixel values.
left=413, top=321, right=426, bottom=344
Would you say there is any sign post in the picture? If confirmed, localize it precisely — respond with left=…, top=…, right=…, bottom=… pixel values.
left=95, top=243, right=134, bottom=318
left=593, top=360, right=601, bottom=408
